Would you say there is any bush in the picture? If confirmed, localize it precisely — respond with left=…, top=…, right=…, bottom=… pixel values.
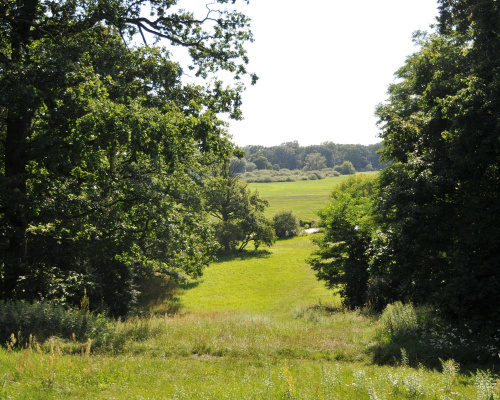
left=379, top=302, right=420, bottom=337
left=0, top=299, right=112, bottom=348
left=273, top=211, right=298, bottom=238
left=299, top=219, right=316, bottom=228
left=375, top=302, right=500, bottom=368
left=340, top=161, right=356, bottom=174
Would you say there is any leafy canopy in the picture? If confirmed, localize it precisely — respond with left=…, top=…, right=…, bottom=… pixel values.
left=308, top=175, right=377, bottom=309
left=0, top=0, right=255, bottom=315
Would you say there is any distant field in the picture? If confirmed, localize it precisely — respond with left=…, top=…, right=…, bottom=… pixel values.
left=247, top=175, right=346, bottom=221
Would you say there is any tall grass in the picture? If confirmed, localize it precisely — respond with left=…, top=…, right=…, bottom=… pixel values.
left=0, top=299, right=111, bottom=349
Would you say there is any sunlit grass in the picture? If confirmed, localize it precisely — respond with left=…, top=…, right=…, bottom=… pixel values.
left=179, top=236, right=335, bottom=314
left=0, top=340, right=483, bottom=399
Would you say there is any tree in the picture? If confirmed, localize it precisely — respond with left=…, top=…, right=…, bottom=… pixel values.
left=304, top=153, right=327, bottom=171
left=273, top=211, right=298, bottom=239
left=374, top=0, right=500, bottom=328
left=334, top=161, right=355, bottom=175
left=248, top=152, right=272, bottom=170
left=205, top=161, right=275, bottom=253
left=0, top=1, right=255, bottom=315
left=308, top=175, right=377, bottom=309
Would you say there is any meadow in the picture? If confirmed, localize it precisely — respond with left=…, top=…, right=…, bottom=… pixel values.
left=0, top=175, right=498, bottom=399
left=248, top=175, right=350, bottom=221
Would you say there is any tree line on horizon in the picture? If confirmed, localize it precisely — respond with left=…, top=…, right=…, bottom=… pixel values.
left=240, top=141, right=383, bottom=172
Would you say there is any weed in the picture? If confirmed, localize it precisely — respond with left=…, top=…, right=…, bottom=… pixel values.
left=282, top=363, right=296, bottom=398
left=474, top=370, right=497, bottom=400
left=439, top=358, right=461, bottom=399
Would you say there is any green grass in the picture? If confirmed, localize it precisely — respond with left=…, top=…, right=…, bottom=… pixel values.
left=179, top=236, right=334, bottom=314
left=248, top=173, right=377, bottom=220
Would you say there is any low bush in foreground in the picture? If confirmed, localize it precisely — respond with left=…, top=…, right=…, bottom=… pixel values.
left=0, top=299, right=112, bottom=349
left=374, top=302, right=500, bottom=370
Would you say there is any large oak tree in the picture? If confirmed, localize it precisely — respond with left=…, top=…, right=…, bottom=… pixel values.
left=0, top=0, right=255, bottom=315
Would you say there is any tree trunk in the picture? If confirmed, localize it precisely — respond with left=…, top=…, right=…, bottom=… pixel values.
left=2, top=0, right=38, bottom=299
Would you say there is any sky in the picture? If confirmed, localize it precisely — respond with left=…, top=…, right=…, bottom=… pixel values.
left=222, top=0, right=440, bottom=147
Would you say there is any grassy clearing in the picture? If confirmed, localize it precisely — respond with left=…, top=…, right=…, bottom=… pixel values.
left=248, top=176, right=347, bottom=221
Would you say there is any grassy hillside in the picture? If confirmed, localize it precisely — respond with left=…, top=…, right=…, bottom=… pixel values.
left=180, top=236, right=335, bottom=314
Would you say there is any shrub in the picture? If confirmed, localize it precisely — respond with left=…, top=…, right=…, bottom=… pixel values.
left=273, top=211, right=298, bottom=238
left=334, top=161, right=356, bottom=175
left=299, top=219, right=316, bottom=228
left=379, top=302, right=419, bottom=337
left=376, top=302, right=500, bottom=368
left=0, top=299, right=112, bottom=348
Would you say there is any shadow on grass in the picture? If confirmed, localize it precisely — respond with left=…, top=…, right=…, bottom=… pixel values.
left=215, top=249, right=272, bottom=262
left=178, top=280, right=201, bottom=290
left=368, top=331, right=500, bottom=373
left=133, top=274, right=188, bottom=317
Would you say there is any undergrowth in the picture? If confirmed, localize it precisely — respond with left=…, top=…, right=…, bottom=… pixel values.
left=374, top=302, right=500, bottom=371
left=0, top=298, right=112, bottom=350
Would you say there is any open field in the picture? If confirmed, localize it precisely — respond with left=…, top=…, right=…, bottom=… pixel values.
left=248, top=173, right=376, bottom=221
left=1, top=235, right=497, bottom=399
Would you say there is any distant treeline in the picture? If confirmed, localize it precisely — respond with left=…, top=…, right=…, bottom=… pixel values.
left=241, top=141, right=383, bottom=172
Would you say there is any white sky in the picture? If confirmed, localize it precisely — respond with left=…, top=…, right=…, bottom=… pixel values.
left=224, top=0, right=439, bottom=147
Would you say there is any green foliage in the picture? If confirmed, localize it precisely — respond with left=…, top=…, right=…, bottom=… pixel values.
left=241, top=167, right=346, bottom=183
left=242, top=141, right=383, bottom=172
left=375, top=302, right=500, bottom=368
left=374, top=2, right=500, bottom=329
left=0, top=300, right=111, bottom=348
left=205, top=163, right=275, bottom=253
left=308, top=175, right=377, bottom=309
left=304, top=152, right=327, bottom=171
left=379, top=302, right=421, bottom=337
left=335, top=160, right=356, bottom=175
left=248, top=152, right=272, bottom=170
left=272, top=211, right=298, bottom=239
left=0, top=1, right=254, bottom=315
